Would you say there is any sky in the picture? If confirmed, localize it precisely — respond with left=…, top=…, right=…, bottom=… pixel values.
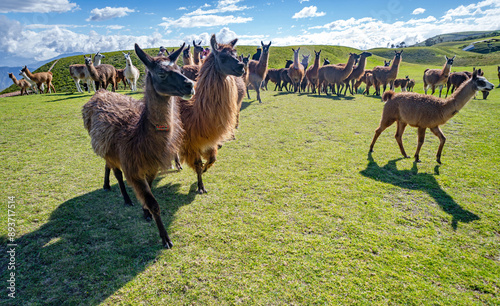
left=0, top=0, right=499, bottom=67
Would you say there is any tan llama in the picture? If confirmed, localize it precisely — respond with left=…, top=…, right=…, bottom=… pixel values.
left=423, top=55, right=455, bottom=97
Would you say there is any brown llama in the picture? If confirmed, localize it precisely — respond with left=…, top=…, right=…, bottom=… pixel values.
left=423, top=55, right=455, bottom=97
left=82, top=43, right=195, bottom=248
left=69, top=52, right=105, bottom=93
left=114, top=68, right=128, bottom=90
left=372, top=50, right=403, bottom=95
left=20, top=66, right=55, bottom=94
left=445, top=71, right=469, bottom=97
left=84, top=56, right=117, bottom=92
left=266, top=68, right=282, bottom=91
left=369, top=69, right=494, bottom=164
left=317, top=52, right=359, bottom=96
left=177, top=34, right=245, bottom=194
left=278, top=60, right=294, bottom=91
left=393, top=76, right=410, bottom=91
left=192, top=40, right=205, bottom=66
left=248, top=41, right=272, bottom=102
left=8, top=73, right=31, bottom=95
left=342, top=51, right=372, bottom=95
left=287, top=48, right=305, bottom=93
left=384, top=60, right=391, bottom=67
left=305, top=50, right=322, bottom=93
left=407, top=78, right=415, bottom=91
left=299, top=54, right=310, bottom=92
left=182, top=45, right=194, bottom=66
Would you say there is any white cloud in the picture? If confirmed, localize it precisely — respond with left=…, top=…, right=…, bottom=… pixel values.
left=293, top=6, right=326, bottom=19
left=107, top=25, right=124, bottom=30
left=185, top=0, right=250, bottom=16
left=160, top=15, right=252, bottom=29
left=412, top=8, right=426, bottom=15
left=299, top=0, right=310, bottom=3
left=177, top=7, right=188, bottom=11
left=0, top=0, right=78, bottom=13
left=86, top=7, right=135, bottom=22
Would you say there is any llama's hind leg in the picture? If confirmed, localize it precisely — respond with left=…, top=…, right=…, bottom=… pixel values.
left=414, top=127, right=427, bottom=162
left=194, top=157, right=208, bottom=194
left=113, top=168, right=133, bottom=206
left=369, top=118, right=396, bottom=153
left=129, top=178, right=172, bottom=248
left=103, top=165, right=111, bottom=191
left=430, top=127, right=446, bottom=164
left=395, top=121, right=409, bottom=158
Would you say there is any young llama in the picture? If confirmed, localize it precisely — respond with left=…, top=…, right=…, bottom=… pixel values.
left=123, top=52, right=140, bottom=91
left=369, top=69, right=494, bottom=164
left=248, top=41, right=272, bottom=102
left=287, top=48, right=305, bottom=93
left=372, top=50, right=403, bottom=95
left=20, top=66, right=55, bottom=94
left=82, top=43, right=195, bottom=248
left=177, top=34, right=246, bottom=194
left=423, top=55, right=455, bottom=97
left=69, top=52, right=105, bottom=93
left=8, top=73, right=31, bottom=95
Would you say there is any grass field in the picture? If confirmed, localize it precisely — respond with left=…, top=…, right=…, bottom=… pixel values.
left=0, top=61, right=499, bottom=304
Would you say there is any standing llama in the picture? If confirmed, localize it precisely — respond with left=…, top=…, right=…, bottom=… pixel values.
left=287, top=48, right=305, bottom=93
left=182, top=45, right=194, bottom=66
left=372, top=50, right=403, bottom=95
left=248, top=41, right=272, bottom=102
left=407, top=78, right=415, bottom=91
left=8, top=73, right=31, bottom=95
left=342, top=51, right=372, bottom=95
left=84, top=55, right=117, bottom=92
left=369, top=69, right=494, bottom=164
left=317, top=52, right=359, bottom=96
left=177, top=34, right=246, bottom=194
left=123, top=52, right=140, bottom=91
left=82, top=43, right=195, bottom=248
left=21, top=66, right=55, bottom=94
left=192, top=40, right=205, bottom=66
left=305, top=50, right=322, bottom=93
left=445, top=71, right=471, bottom=97
left=423, top=55, right=455, bottom=97
left=69, top=52, right=105, bottom=93
left=114, top=69, right=128, bottom=90
left=393, top=76, right=410, bottom=91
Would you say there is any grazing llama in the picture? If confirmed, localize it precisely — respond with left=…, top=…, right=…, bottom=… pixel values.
left=21, top=66, right=55, bottom=94
left=372, top=50, right=403, bottom=95
left=423, top=55, right=455, bottom=97
left=84, top=55, right=116, bottom=92
left=177, top=34, right=246, bottom=194
left=318, top=53, right=359, bottom=96
left=82, top=43, right=195, bottom=248
left=287, top=48, right=305, bottom=93
left=8, top=73, right=31, bottom=95
left=123, top=52, right=140, bottom=91
left=369, top=69, right=494, bottom=164
left=342, top=51, right=372, bottom=95
left=69, top=52, right=105, bottom=93
left=248, top=41, right=272, bottom=102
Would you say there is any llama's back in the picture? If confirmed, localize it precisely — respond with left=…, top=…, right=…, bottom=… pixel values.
left=372, top=66, right=393, bottom=83
left=82, top=90, right=142, bottom=158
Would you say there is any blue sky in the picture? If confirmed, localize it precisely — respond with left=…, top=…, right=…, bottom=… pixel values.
left=0, top=0, right=499, bottom=66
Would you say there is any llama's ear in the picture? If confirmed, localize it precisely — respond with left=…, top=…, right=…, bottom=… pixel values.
left=472, top=68, right=477, bottom=79
left=229, top=38, right=238, bottom=47
left=168, top=42, right=185, bottom=63
left=452, top=55, right=456, bottom=60
left=135, top=43, right=154, bottom=69
left=210, top=34, right=219, bottom=54
left=261, top=41, right=264, bottom=47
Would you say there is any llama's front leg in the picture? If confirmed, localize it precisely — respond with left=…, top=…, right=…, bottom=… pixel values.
left=74, top=80, right=83, bottom=93
left=113, top=168, right=133, bottom=206
left=130, top=178, right=172, bottom=248
left=202, top=147, right=217, bottom=173
left=194, top=158, right=207, bottom=194
left=369, top=118, right=396, bottom=153
left=414, top=127, right=427, bottom=162
left=438, top=85, right=443, bottom=97
left=430, top=127, right=446, bottom=164
left=255, top=83, right=262, bottom=103
left=174, top=153, right=183, bottom=170
left=103, top=165, right=111, bottom=190
left=395, top=121, right=409, bottom=158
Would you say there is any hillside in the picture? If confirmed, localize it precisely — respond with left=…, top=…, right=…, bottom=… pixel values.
left=2, top=37, right=500, bottom=95
left=412, top=30, right=500, bottom=47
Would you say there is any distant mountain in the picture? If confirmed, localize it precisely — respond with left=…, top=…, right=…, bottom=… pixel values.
left=412, top=30, right=500, bottom=47
left=0, top=52, right=84, bottom=91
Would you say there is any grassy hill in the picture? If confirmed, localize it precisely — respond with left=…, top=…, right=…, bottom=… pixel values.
left=412, top=30, right=500, bottom=47
left=0, top=78, right=498, bottom=304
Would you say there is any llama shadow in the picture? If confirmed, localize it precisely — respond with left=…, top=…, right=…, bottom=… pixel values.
left=240, top=100, right=255, bottom=112
left=0, top=181, right=196, bottom=304
left=312, top=94, right=355, bottom=101
left=360, top=154, right=480, bottom=230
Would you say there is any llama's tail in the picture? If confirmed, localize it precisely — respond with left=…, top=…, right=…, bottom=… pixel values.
left=382, top=90, right=395, bottom=102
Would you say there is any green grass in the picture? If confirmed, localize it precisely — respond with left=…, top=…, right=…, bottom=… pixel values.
left=0, top=66, right=499, bottom=304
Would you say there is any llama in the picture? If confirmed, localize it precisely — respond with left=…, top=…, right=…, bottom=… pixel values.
left=192, top=40, right=205, bottom=66
left=445, top=71, right=469, bottom=97
left=342, top=51, right=372, bottom=95
left=323, top=58, right=330, bottom=65
left=69, top=52, right=105, bottom=93
left=82, top=43, right=195, bottom=248
left=369, top=69, right=494, bottom=164
left=287, top=48, right=305, bottom=93
left=84, top=55, right=117, bottom=92
left=123, top=52, right=140, bottom=91
left=424, top=55, right=455, bottom=97
left=497, top=66, right=500, bottom=85
left=277, top=60, right=294, bottom=91
left=266, top=68, right=282, bottom=91
left=246, top=41, right=271, bottom=102
left=182, top=45, right=194, bottom=66
left=299, top=54, right=311, bottom=92
left=114, top=69, right=128, bottom=90
left=407, top=78, right=415, bottom=91
left=354, top=70, right=376, bottom=95
left=176, top=35, right=245, bottom=194
left=21, top=66, right=55, bottom=94
left=305, top=50, right=322, bottom=93
left=240, top=54, right=251, bottom=88
left=317, top=52, right=359, bottom=96
left=384, top=60, right=391, bottom=67
left=393, top=76, right=410, bottom=91
left=8, top=73, right=31, bottom=95
left=372, top=50, right=403, bottom=95
left=19, top=70, right=44, bottom=94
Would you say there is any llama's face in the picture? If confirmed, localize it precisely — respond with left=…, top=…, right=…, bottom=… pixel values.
left=394, top=50, right=403, bottom=59
left=314, top=50, right=321, bottom=59
left=183, top=47, right=191, bottom=58
left=8, top=73, right=13, bottom=79
left=384, top=60, right=391, bottom=66
left=261, top=41, right=271, bottom=55
left=135, top=43, right=195, bottom=100
left=445, top=55, right=455, bottom=66
left=210, top=36, right=244, bottom=77
left=361, top=51, right=372, bottom=58
left=301, top=54, right=310, bottom=65
left=285, top=60, right=294, bottom=68
left=473, top=73, right=494, bottom=92
left=193, top=40, right=204, bottom=53
left=84, top=56, right=93, bottom=66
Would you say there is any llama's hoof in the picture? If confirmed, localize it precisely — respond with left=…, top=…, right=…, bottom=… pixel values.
left=143, top=210, right=152, bottom=221
left=164, top=240, right=173, bottom=249
left=125, top=200, right=134, bottom=206
left=197, top=187, right=208, bottom=194
left=436, top=159, right=442, bottom=164
left=103, top=186, right=111, bottom=191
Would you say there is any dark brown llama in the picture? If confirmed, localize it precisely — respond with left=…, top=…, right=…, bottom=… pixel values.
left=82, top=43, right=195, bottom=248
left=342, top=51, right=372, bottom=95
left=248, top=41, right=272, bottom=102
left=84, top=56, right=117, bottom=91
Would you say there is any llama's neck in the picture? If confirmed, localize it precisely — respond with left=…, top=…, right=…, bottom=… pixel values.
left=142, top=72, right=174, bottom=128
left=86, top=63, right=100, bottom=80
left=183, top=55, right=193, bottom=66
left=94, top=57, right=102, bottom=66
left=24, top=68, right=35, bottom=79
left=356, top=55, right=368, bottom=71
left=312, top=55, right=320, bottom=70
left=343, top=56, right=356, bottom=72
left=193, top=50, right=202, bottom=65
left=9, top=75, right=19, bottom=85
left=443, top=79, right=476, bottom=118
left=293, top=52, right=300, bottom=68
left=390, top=57, right=401, bottom=72
left=256, top=51, right=269, bottom=75
left=441, top=62, right=451, bottom=77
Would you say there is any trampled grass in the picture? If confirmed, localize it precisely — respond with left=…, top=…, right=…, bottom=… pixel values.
left=0, top=72, right=499, bottom=304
